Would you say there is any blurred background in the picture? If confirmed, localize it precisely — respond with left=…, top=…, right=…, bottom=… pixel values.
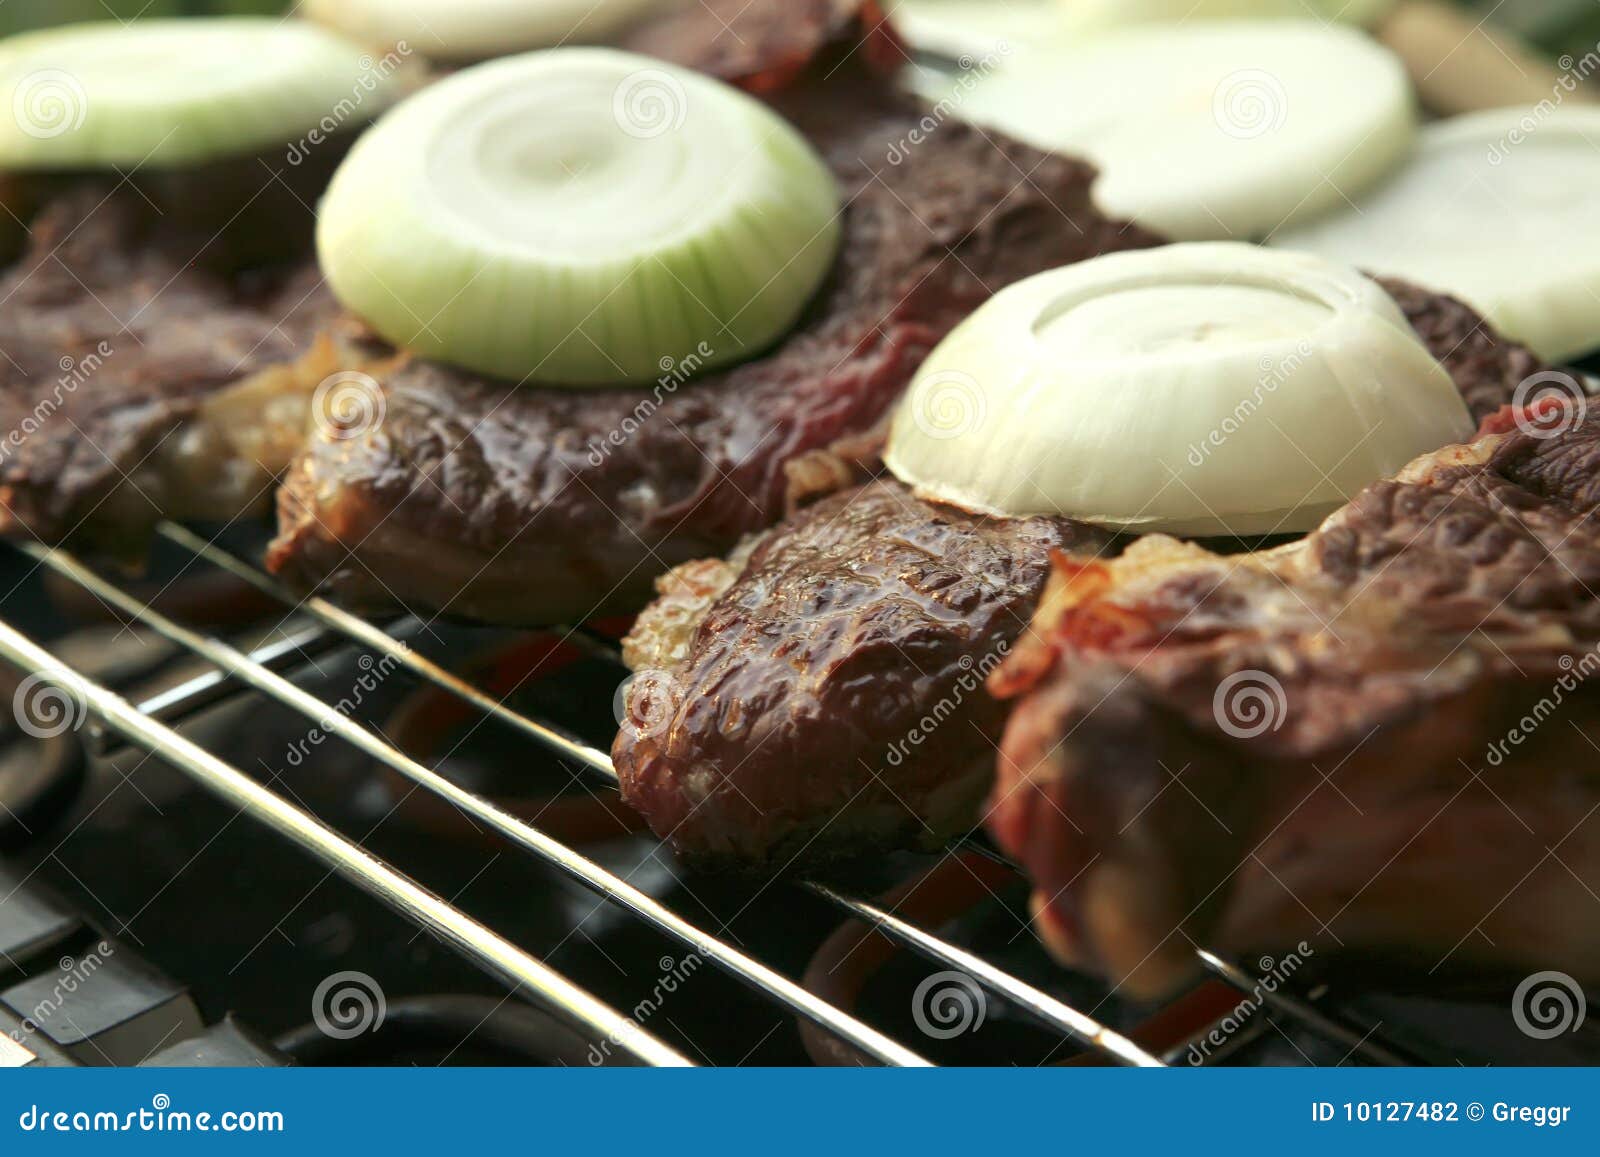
left=0, top=0, right=1597, bottom=61
left=1, top=0, right=281, bottom=29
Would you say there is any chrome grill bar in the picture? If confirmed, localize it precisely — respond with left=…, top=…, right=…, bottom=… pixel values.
left=17, top=526, right=1408, bottom=1067
left=156, top=523, right=614, bottom=777
left=22, top=541, right=933, bottom=1068
left=148, top=529, right=1169, bottom=1066
left=90, top=619, right=340, bottom=752
left=0, top=615, right=690, bottom=1068
left=805, top=882, right=1163, bottom=1066
left=1196, top=950, right=1415, bottom=1066
left=152, top=528, right=1177, bottom=1068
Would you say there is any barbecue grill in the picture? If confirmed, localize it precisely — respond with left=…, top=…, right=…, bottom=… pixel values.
left=0, top=522, right=1581, bottom=1068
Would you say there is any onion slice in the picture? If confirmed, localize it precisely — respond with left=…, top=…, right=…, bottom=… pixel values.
left=317, top=48, right=841, bottom=386
left=1274, top=106, right=1600, bottom=362
left=1066, top=0, right=1399, bottom=28
left=1064, top=0, right=1307, bottom=32
left=886, top=1, right=1068, bottom=59
left=0, top=19, right=405, bottom=170
left=888, top=0, right=1392, bottom=60
left=922, top=22, right=1415, bottom=241
left=883, top=244, right=1474, bottom=536
left=302, top=0, right=663, bottom=62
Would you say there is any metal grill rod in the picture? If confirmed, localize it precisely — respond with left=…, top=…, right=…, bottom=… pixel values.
left=0, top=617, right=691, bottom=1067
left=503, top=601, right=1414, bottom=1066
left=1196, top=950, right=1413, bottom=1066
left=91, top=620, right=337, bottom=753
left=157, top=523, right=613, bottom=776
left=25, top=542, right=933, bottom=1068
left=140, top=534, right=1168, bottom=1066
left=806, top=882, right=1162, bottom=1066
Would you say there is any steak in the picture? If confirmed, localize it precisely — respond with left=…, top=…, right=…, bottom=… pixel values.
left=0, top=184, right=348, bottom=555
left=616, top=479, right=1109, bottom=868
left=612, top=283, right=1554, bottom=868
left=263, top=0, right=1160, bottom=625
left=989, top=408, right=1600, bottom=998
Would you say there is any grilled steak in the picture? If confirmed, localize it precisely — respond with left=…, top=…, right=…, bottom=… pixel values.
left=263, top=1, right=1160, bottom=625
left=616, top=479, right=1109, bottom=867
left=0, top=185, right=348, bottom=555
left=612, top=283, right=1552, bottom=867
left=990, top=407, right=1600, bottom=998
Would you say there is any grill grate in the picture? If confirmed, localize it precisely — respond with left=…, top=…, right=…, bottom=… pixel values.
left=0, top=524, right=1410, bottom=1067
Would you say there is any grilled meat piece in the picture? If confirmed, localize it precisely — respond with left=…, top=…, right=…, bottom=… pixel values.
left=620, top=0, right=902, bottom=91
left=612, top=283, right=1550, bottom=868
left=990, top=409, right=1600, bottom=998
left=0, top=186, right=350, bottom=555
left=1373, top=278, right=1546, bottom=424
left=615, top=479, right=1109, bottom=867
left=264, top=2, right=1159, bottom=625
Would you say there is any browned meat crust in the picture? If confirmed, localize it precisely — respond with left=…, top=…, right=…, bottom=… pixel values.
left=263, top=2, right=1160, bottom=625
left=990, top=410, right=1600, bottom=998
left=619, top=0, right=903, bottom=91
left=610, top=283, right=1552, bottom=870
left=0, top=185, right=345, bottom=554
left=1375, top=277, right=1546, bottom=423
left=615, top=478, right=1110, bottom=867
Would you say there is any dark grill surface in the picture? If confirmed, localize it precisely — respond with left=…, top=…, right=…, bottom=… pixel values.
left=0, top=525, right=1594, bottom=1067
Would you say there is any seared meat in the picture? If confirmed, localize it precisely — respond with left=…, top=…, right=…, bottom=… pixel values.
left=0, top=186, right=349, bottom=554
left=264, top=1, right=1160, bottom=625
left=619, top=0, right=902, bottom=91
left=615, top=479, right=1107, bottom=867
left=612, top=283, right=1551, bottom=868
left=990, top=411, right=1600, bottom=998
left=1374, top=278, right=1546, bottom=424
